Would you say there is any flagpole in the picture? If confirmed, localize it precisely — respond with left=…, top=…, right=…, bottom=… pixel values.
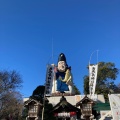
left=89, top=50, right=99, bottom=97
left=89, top=50, right=99, bottom=65
left=97, top=50, right=99, bottom=64
left=52, top=37, right=54, bottom=63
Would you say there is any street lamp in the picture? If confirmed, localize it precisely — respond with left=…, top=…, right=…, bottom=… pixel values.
left=24, top=99, right=42, bottom=120
left=76, top=96, right=95, bottom=120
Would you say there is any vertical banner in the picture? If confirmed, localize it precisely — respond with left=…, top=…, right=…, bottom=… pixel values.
left=45, top=64, right=55, bottom=96
left=108, top=94, right=120, bottom=120
left=89, top=64, right=98, bottom=95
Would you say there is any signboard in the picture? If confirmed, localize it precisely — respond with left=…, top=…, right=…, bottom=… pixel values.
left=75, top=95, right=81, bottom=103
left=89, top=64, right=98, bottom=95
left=108, top=94, right=120, bottom=120
left=45, top=64, right=55, bottom=96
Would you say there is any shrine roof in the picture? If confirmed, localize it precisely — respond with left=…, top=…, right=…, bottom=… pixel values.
left=51, top=96, right=80, bottom=113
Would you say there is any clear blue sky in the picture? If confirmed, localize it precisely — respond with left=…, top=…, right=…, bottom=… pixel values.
left=0, top=0, right=120, bottom=97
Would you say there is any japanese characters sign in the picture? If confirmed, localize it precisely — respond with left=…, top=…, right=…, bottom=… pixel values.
left=45, top=64, right=55, bottom=96
left=89, top=64, right=98, bottom=95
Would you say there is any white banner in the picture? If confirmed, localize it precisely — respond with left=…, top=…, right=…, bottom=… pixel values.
left=89, top=64, right=98, bottom=95
left=45, top=64, right=55, bottom=96
left=108, top=94, right=120, bottom=120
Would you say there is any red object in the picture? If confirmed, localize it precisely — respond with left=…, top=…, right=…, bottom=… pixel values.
left=70, top=112, right=76, bottom=116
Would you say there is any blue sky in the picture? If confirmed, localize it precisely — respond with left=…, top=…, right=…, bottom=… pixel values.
left=0, top=0, right=120, bottom=97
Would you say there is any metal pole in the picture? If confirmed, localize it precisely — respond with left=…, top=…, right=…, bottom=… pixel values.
left=89, top=50, right=99, bottom=65
left=42, top=65, right=48, bottom=120
left=41, top=96, right=45, bottom=120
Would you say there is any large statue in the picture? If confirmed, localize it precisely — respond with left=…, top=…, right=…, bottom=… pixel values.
left=51, top=53, right=74, bottom=95
left=56, top=53, right=71, bottom=92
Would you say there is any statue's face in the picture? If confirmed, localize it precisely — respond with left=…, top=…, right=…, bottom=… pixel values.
left=58, top=61, right=66, bottom=72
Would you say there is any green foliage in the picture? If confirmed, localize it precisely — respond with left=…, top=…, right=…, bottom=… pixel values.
left=42, top=101, right=56, bottom=120
left=32, top=85, right=45, bottom=96
left=73, top=84, right=81, bottom=95
left=83, top=75, right=89, bottom=95
left=83, top=62, right=119, bottom=101
left=30, top=85, right=45, bottom=103
left=21, top=108, right=28, bottom=120
left=116, top=83, right=120, bottom=93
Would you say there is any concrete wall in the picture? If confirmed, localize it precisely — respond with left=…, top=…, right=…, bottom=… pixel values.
left=47, top=94, right=105, bottom=106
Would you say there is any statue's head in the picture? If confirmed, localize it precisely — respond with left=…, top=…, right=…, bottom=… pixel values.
left=57, top=53, right=68, bottom=72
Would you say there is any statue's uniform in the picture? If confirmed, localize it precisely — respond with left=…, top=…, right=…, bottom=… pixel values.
left=56, top=71, right=69, bottom=92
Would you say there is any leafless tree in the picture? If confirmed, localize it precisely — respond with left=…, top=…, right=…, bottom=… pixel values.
left=0, top=70, right=23, bottom=119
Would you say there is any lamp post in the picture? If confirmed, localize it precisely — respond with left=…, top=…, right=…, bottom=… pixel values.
left=81, top=102, right=94, bottom=120
left=24, top=99, right=42, bottom=120
left=76, top=96, right=95, bottom=120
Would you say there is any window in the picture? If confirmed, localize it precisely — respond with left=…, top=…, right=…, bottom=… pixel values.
left=82, top=104, right=91, bottom=111
left=29, top=105, right=38, bottom=113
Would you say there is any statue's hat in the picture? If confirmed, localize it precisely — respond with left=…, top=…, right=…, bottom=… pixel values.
left=58, top=53, right=67, bottom=63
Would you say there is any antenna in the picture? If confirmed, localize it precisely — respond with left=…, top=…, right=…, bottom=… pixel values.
left=52, top=37, right=54, bottom=63
left=47, top=38, right=55, bottom=64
